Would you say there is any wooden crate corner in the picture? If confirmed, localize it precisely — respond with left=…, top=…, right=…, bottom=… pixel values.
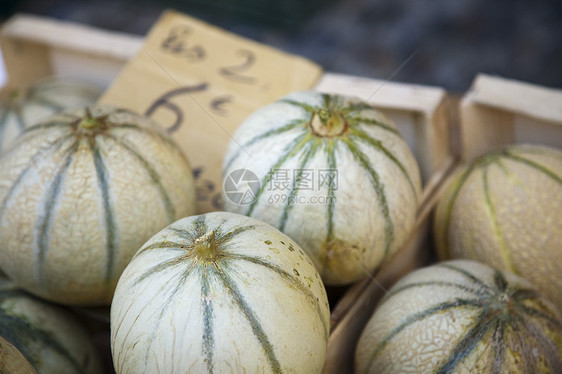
left=460, top=73, right=562, bottom=161
left=0, top=13, right=142, bottom=91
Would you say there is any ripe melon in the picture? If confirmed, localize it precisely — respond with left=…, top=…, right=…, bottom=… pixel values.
left=111, top=211, right=330, bottom=373
left=0, top=105, right=197, bottom=305
left=355, top=259, right=562, bottom=373
left=222, top=91, right=422, bottom=285
left=0, top=78, right=101, bottom=153
left=434, top=144, right=562, bottom=310
left=0, top=276, right=102, bottom=374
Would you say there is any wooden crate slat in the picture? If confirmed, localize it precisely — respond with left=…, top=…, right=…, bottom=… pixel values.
left=0, top=14, right=142, bottom=90
left=460, top=74, right=562, bottom=161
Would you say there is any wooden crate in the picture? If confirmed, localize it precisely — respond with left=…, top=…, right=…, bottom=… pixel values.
left=5, top=11, right=560, bottom=374
left=0, top=12, right=463, bottom=374
left=460, top=73, right=562, bottom=161
left=0, top=13, right=142, bottom=90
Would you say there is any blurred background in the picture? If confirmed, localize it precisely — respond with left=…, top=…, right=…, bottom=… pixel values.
left=1, top=0, right=561, bottom=93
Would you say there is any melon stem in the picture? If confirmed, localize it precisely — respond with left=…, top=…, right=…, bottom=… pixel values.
left=78, top=108, right=102, bottom=130
left=9, top=89, right=24, bottom=104
left=194, top=230, right=218, bottom=262
left=309, top=109, right=347, bottom=137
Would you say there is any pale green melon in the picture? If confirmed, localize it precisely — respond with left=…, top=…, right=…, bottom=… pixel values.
left=111, top=211, right=330, bottom=373
left=356, top=259, right=562, bottom=373
left=0, top=277, right=102, bottom=374
left=434, top=144, right=562, bottom=311
left=222, top=91, right=422, bottom=285
left=0, top=104, right=197, bottom=305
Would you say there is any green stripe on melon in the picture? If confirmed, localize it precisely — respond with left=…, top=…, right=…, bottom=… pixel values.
left=355, top=259, right=562, bottom=373
left=222, top=91, right=422, bottom=285
left=111, top=211, right=330, bottom=374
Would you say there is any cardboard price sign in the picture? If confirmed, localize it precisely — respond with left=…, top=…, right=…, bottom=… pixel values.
left=100, top=10, right=322, bottom=213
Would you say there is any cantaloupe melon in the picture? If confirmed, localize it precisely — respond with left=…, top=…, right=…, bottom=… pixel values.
left=111, top=211, right=330, bottom=373
left=0, top=276, right=102, bottom=373
left=434, top=144, right=562, bottom=311
left=356, top=259, right=562, bottom=373
left=223, top=91, right=422, bottom=285
left=0, top=105, right=197, bottom=305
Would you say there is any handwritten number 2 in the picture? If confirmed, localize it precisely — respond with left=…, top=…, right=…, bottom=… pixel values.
left=219, top=50, right=257, bottom=84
